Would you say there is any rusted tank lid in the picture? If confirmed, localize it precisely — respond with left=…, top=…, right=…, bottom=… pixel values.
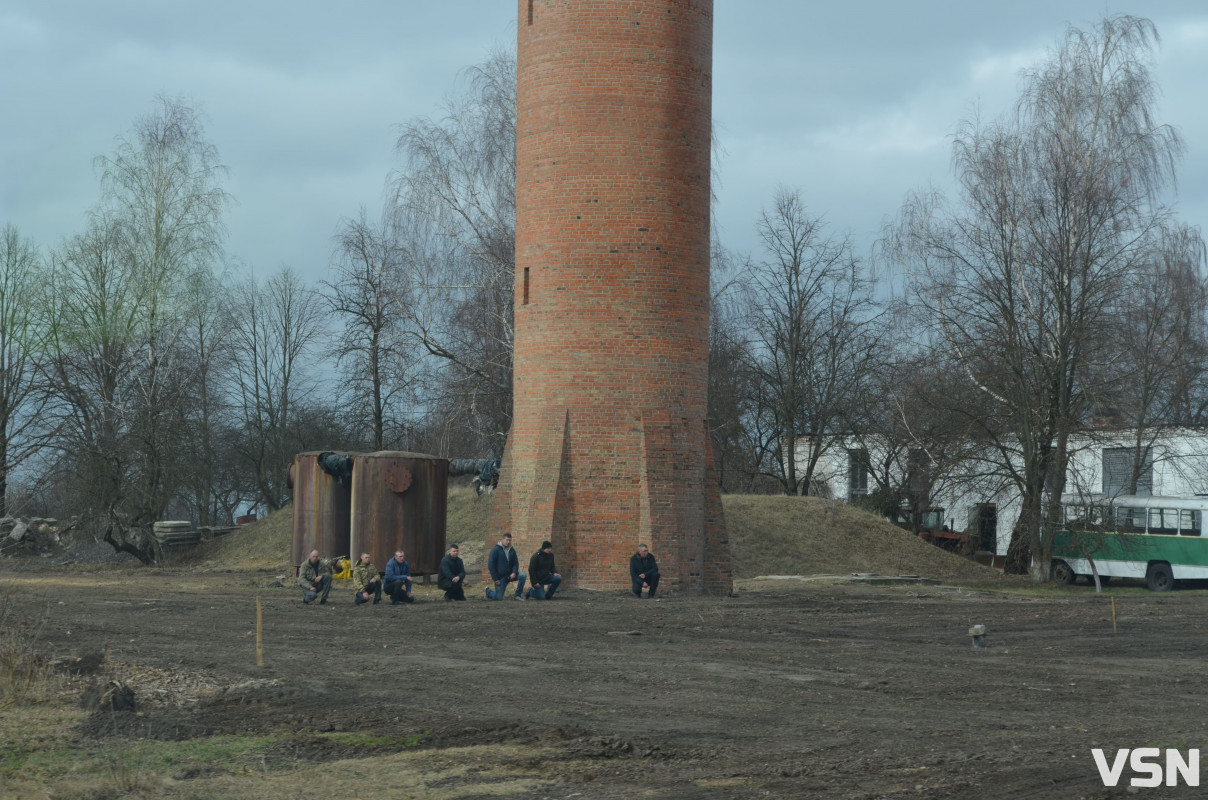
left=385, top=464, right=413, bottom=494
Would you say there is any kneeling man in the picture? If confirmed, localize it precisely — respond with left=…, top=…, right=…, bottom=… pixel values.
left=298, top=550, right=332, bottom=605
left=384, top=549, right=415, bottom=604
left=526, top=540, right=562, bottom=600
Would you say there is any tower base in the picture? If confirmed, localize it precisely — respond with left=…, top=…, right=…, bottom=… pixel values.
left=488, top=406, right=731, bottom=593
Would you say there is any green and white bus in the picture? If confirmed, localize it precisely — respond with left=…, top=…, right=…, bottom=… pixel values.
left=1051, top=495, right=1208, bottom=591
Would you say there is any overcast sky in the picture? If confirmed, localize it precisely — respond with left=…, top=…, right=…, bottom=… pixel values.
left=2, top=2, right=1206, bottom=284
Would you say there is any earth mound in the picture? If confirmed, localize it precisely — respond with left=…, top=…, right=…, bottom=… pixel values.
left=184, top=491, right=996, bottom=582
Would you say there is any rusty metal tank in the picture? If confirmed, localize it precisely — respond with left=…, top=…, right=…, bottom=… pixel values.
left=291, top=451, right=354, bottom=566
left=349, top=451, right=448, bottom=576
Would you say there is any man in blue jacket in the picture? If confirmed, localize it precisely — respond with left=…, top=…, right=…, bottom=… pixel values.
left=486, top=533, right=527, bottom=600
left=384, top=549, right=415, bottom=604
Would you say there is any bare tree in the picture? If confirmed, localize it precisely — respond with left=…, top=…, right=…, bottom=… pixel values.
left=746, top=188, right=881, bottom=495
left=41, top=97, right=230, bottom=562
left=1100, top=223, right=1208, bottom=493
left=707, top=240, right=760, bottom=491
left=389, top=48, right=516, bottom=454
left=1117, top=225, right=1208, bottom=419
left=228, top=268, right=324, bottom=512
left=43, top=220, right=157, bottom=562
left=890, top=16, right=1195, bottom=579
left=0, top=225, right=51, bottom=517
left=323, top=208, right=420, bottom=450
left=176, top=267, right=237, bottom=525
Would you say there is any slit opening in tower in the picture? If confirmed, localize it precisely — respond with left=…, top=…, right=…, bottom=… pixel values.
left=527, top=0, right=533, bottom=26
left=522, top=267, right=530, bottom=305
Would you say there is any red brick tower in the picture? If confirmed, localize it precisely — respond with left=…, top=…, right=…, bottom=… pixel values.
left=492, top=0, right=730, bottom=593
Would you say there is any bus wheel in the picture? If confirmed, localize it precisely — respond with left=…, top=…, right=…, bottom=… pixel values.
left=1051, top=560, right=1075, bottom=585
left=1146, top=562, right=1174, bottom=592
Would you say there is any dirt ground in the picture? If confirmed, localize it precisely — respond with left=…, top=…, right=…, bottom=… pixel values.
left=4, top=565, right=1207, bottom=799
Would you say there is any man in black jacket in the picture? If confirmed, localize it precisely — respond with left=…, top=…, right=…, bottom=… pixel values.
left=526, top=540, right=562, bottom=600
left=629, top=543, right=660, bottom=598
left=438, top=544, right=467, bottom=601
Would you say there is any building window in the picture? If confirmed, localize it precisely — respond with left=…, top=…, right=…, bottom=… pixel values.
left=848, top=449, right=869, bottom=498
left=1102, top=446, right=1153, bottom=496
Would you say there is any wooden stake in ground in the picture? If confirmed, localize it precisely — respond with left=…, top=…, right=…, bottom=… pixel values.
left=1111, top=596, right=1117, bottom=634
left=256, top=596, right=264, bottom=667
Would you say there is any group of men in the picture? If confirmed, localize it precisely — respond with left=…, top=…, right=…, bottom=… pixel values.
left=297, top=548, right=418, bottom=605
left=297, top=534, right=660, bottom=604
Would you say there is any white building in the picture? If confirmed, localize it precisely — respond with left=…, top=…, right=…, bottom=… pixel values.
left=802, top=428, right=1208, bottom=562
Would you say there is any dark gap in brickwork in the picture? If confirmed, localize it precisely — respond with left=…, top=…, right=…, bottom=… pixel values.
left=523, top=267, right=530, bottom=305
left=527, top=0, right=533, bottom=25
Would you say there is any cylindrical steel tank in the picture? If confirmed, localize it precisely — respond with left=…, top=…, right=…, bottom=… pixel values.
left=349, top=451, right=448, bottom=576
left=291, top=451, right=354, bottom=567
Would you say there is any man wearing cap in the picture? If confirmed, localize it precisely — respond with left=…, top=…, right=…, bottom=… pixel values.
left=526, top=540, right=562, bottom=600
left=629, top=543, right=660, bottom=598
left=298, top=549, right=333, bottom=605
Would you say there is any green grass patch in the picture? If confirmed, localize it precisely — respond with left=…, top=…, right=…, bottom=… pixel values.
left=323, top=730, right=427, bottom=749
left=111, top=733, right=281, bottom=773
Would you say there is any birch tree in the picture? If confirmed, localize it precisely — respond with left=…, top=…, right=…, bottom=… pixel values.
left=891, top=16, right=1198, bottom=579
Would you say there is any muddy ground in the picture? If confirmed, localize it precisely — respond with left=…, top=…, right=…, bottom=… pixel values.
left=4, top=566, right=1206, bottom=798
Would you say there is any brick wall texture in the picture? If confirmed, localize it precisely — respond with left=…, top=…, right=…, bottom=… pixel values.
left=489, top=0, right=731, bottom=593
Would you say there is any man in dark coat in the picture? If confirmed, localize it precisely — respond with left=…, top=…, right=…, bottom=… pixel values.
left=526, top=540, right=562, bottom=600
left=486, top=533, right=527, bottom=600
left=629, top=543, right=660, bottom=598
left=438, top=544, right=467, bottom=601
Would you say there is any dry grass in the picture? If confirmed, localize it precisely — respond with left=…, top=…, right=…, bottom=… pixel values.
left=724, top=494, right=999, bottom=581
left=2, top=733, right=589, bottom=800
left=190, top=508, right=295, bottom=572
left=0, top=584, right=59, bottom=704
left=161, top=743, right=587, bottom=799
left=183, top=491, right=496, bottom=576
left=179, top=491, right=996, bottom=583
left=445, top=492, right=993, bottom=582
left=446, top=487, right=492, bottom=575
left=0, top=703, right=88, bottom=790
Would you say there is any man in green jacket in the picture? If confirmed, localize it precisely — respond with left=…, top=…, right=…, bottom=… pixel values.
left=352, top=552, right=382, bottom=606
left=298, top=550, right=332, bottom=605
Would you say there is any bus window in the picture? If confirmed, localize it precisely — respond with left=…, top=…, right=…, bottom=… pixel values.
left=1166, top=509, right=1182, bottom=532
left=1180, top=509, right=1203, bottom=536
left=1065, top=505, right=1090, bottom=529
left=1118, top=507, right=1146, bottom=533
left=1149, top=508, right=1178, bottom=534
